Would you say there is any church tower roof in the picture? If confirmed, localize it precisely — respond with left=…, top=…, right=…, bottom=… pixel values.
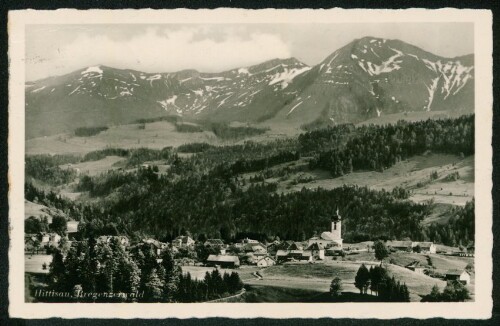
left=332, top=208, right=341, bottom=222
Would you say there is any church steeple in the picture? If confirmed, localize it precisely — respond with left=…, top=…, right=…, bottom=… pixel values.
left=331, top=208, right=342, bottom=241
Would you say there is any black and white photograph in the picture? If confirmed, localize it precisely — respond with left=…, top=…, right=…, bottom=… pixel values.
left=7, top=8, right=493, bottom=319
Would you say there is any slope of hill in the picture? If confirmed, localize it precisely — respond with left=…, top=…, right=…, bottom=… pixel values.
left=272, top=153, right=473, bottom=207
left=25, top=37, right=474, bottom=138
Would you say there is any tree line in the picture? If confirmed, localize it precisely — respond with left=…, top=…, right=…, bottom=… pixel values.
left=310, top=115, right=473, bottom=177
left=74, top=126, right=108, bottom=137
left=43, top=237, right=243, bottom=302
left=354, top=264, right=410, bottom=302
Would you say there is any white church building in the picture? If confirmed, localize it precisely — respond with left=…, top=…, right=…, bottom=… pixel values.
left=307, top=209, right=343, bottom=251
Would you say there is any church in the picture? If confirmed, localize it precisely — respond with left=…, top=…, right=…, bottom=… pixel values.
left=307, top=208, right=343, bottom=251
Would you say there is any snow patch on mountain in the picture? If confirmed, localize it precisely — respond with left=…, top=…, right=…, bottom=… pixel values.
left=31, top=86, right=46, bottom=93
left=158, top=95, right=179, bottom=111
left=120, top=89, right=133, bottom=96
left=147, top=74, right=162, bottom=86
left=68, top=85, right=81, bottom=96
left=268, top=67, right=311, bottom=89
left=193, top=89, right=204, bottom=96
left=287, top=101, right=303, bottom=116
left=425, top=77, right=440, bottom=111
left=359, top=48, right=403, bottom=76
left=200, top=76, right=228, bottom=82
left=238, top=68, right=251, bottom=75
left=81, top=66, right=103, bottom=75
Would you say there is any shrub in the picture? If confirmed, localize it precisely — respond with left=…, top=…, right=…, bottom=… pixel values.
left=74, top=126, right=108, bottom=137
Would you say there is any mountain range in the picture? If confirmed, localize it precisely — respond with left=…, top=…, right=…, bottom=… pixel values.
left=25, top=37, right=474, bottom=138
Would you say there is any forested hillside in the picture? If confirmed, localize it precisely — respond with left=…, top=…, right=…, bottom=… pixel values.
left=25, top=115, right=474, bottom=246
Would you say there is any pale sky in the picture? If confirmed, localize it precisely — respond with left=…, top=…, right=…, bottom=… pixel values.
left=25, top=23, right=474, bottom=81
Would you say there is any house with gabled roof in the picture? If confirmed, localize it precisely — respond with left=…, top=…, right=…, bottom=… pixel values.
left=172, top=235, right=195, bottom=248
left=405, top=260, right=426, bottom=274
left=417, top=242, right=437, bottom=254
left=445, top=269, right=471, bottom=285
left=306, top=243, right=325, bottom=260
left=257, top=256, right=276, bottom=267
left=275, top=248, right=312, bottom=263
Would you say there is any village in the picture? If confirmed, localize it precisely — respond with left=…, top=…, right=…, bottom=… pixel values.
left=25, top=209, right=475, bottom=302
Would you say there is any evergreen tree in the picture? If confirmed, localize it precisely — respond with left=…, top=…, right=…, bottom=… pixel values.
left=49, top=249, right=66, bottom=290
left=330, top=277, right=343, bottom=298
left=354, top=264, right=370, bottom=294
left=369, top=265, right=388, bottom=296
left=144, top=268, right=164, bottom=302
left=374, top=240, right=389, bottom=262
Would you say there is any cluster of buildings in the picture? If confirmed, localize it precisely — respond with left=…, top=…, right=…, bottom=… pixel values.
left=405, top=260, right=471, bottom=285
left=201, top=209, right=345, bottom=267
left=24, top=209, right=344, bottom=268
left=25, top=221, right=80, bottom=254
left=385, top=240, right=437, bottom=254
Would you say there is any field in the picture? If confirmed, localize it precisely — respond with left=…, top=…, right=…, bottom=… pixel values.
left=25, top=119, right=290, bottom=155
left=26, top=121, right=221, bottom=155
left=242, top=258, right=449, bottom=302
left=64, top=155, right=125, bottom=176
left=275, top=153, right=473, bottom=207
left=239, top=250, right=474, bottom=302
left=181, top=265, right=260, bottom=282
left=24, top=200, right=53, bottom=222
left=25, top=254, right=53, bottom=274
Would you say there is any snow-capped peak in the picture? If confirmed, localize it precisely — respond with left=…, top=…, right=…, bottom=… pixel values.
left=81, top=66, right=103, bottom=75
left=238, top=68, right=251, bottom=75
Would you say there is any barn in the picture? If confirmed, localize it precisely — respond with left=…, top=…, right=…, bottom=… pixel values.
left=445, top=269, right=471, bottom=285
left=206, top=255, right=240, bottom=268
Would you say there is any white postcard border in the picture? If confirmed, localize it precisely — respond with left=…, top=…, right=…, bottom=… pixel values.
left=8, top=8, right=493, bottom=319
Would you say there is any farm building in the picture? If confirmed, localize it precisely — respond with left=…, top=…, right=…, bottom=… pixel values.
left=306, top=243, right=325, bottom=260
left=257, top=256, right=276, bottom=267
left=266, top=243, right=280, bottom=256
left=308, top=209, right=343, bottom=249
left=241, top=238, right=260, bottom=244
left=39, top=233, right=61, bottom=247
left=386, top=240, right=414, bottom=252
left=172, top=235, right=195, bottom=248
left=405, top=260, right=426, bottom=274
left=206, top=255, right=240, bottom=268
left=417, top=242, right=437, bottom=254
left=141, top=238, right=168, bottom=255
left=97, top=235, right=130, bottom=247
left=66, top=221, right=80, bottom=234
left=204, top=239, right=225, bottom=248
left=276, top=249, right=312, bottom=263
left=242, top=242, right=267, bottom=254
left=445, top=269, right=471, bottom=285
